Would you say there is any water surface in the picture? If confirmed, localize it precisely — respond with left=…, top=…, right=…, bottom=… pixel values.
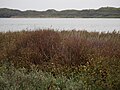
left=0, top=18, right=120, bottom=32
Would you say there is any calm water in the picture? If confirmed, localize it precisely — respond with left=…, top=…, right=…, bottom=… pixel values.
left=0, top=18, right=120, bottom=32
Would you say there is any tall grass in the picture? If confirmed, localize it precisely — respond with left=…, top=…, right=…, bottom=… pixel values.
left=0, top=30, right=120, bottom=90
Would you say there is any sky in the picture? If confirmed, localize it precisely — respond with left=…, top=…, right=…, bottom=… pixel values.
left=0, top=0, right=120, bottom=11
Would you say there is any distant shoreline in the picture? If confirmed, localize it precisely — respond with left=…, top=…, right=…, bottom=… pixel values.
left=1, top=17, right=120, bottom=18
left=0, top=7, right=120, bottom=18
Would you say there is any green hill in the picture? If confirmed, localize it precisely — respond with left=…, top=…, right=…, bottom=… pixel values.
left=0, top=7, right=120, bottom=18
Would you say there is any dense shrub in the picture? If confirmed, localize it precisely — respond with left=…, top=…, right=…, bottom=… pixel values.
left=0, top=30, right=120, bottom=89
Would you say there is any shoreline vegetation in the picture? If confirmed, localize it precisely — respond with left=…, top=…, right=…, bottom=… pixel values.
left=0, top=29, right=120, bottom=90
left=0, top=7, right=120, bottom=18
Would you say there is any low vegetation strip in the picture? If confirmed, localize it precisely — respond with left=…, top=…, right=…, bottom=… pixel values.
left=0, top=30, right=120, bottom=90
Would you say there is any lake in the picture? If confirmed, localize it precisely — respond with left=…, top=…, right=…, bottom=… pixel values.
left=0, top=18, right=120, bottom=32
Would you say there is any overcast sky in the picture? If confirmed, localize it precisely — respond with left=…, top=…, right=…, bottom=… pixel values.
left=0, top=0, right=120, bottom=10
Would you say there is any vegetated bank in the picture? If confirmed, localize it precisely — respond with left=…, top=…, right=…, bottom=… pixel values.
left=0, top=29, right=120, bottom=90
left=0, top=7, right=120, bottom=18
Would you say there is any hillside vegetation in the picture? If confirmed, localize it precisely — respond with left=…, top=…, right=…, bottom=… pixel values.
left=0, top=30, right=120, bottom=90
left=0, top=7, right=120, bottom=18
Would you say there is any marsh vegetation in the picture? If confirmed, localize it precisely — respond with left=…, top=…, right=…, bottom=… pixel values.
left=0, top=30, right=120, bottom=90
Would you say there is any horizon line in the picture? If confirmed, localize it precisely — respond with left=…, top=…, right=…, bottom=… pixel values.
left=0, top=6, right=120, bottom=11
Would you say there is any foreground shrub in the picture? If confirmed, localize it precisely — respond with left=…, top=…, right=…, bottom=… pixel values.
left=0, top=30, right=120, bottom=89
left=1, top=30, right=119, bottom=67
left=0, top=58, right=120, bottom=90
